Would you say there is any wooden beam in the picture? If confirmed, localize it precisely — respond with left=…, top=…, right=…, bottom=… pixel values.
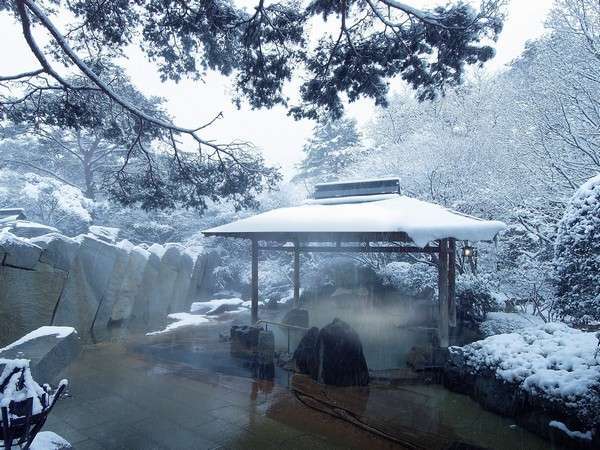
left=203, top=231, right=413, bottom=243
left=251, top=238, right=258, bottom=324
left=438, top=239, right=450, bottom=348
left=259, top=245, right=439, bottom=254
left=448, top=238, right=457, bottom=328
left=293, top=239, right=300, bottom=308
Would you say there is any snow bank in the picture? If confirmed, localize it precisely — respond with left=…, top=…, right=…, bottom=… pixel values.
left=30, top=431, right=71, bottom=450
left=146, top=313, right=210, bottom=335
left=0, top=327, right=76, bottom=353
left=204, top=195, right=506, bottom=247
left=455, top=322, right=600, bottom=402
left=190, top=298, right=244, bottom=314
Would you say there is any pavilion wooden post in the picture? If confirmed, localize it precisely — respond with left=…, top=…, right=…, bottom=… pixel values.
left=251, top=238, right=259, bottom=324
left=293, top=239, right=300, bottom=308
left=448, top=238, right=457, bottom=328
left=438, top=239, right=450, bottom=347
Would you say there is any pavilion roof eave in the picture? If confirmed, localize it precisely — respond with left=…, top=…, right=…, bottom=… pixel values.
left=201, top=230, right=414, bottom=243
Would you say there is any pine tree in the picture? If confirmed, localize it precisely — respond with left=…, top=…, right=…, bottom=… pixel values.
left=554, top=174, right=600, bottom=323
left=294, top=118, right=363, bottom=184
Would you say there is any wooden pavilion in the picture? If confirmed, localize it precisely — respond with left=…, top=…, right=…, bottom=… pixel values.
left=203, top=178, right=505, bottom=347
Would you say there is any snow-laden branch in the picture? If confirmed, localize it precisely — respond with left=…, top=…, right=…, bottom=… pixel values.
left=17, top=0, right=251, bottom=168
left=0, top=69, right=44, bottom=81
left=377, top=0, right=447, bottom=26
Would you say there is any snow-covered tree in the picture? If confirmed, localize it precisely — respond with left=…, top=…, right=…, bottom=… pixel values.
left=553, top=174, right=600, bottom=323
left=0, top=170, right=93, bottom=235
left=294, top=117, right=364, bottom=185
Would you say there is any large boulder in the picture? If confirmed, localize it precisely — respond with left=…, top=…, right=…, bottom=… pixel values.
left=88, top=225, right=120, bottom=244
left=0, top=266, right=67, bottom=347
left=146, top=244, right=181, bottom=330
left=9, top=221, right=60, bottom=239
left=317, top=318, right=369, bottom=386
left=91, top=241, right=132, bottom=339
left=110, top=246, right=150, bottom=323
left=129, top=250, right=162, bottom=330
left=293, top=319, right=369, bottom=387
left=169, top=246, right=195, bottom=313
left=0, top=230, right=43, bottom=270
left=193, top=251, right=221, bottom=301
left=0, top=326, right=81, bottom=384
left=30, top=233, right=80, bottom=272
left=293, top=327, right=319, bottom=378
left=52, top=236, right=120, bottom=340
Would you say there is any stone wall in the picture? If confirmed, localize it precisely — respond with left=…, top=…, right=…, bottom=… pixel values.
left=0, top=230, right=218, bottom=346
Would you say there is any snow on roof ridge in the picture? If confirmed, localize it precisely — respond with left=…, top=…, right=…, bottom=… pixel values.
left=303, top=193, right=400, bottom=205
left=314, top=176, right=400, bottom=187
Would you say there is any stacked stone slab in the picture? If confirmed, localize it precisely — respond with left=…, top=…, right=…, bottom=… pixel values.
left=111, top=246, right=150, bottom=323
left=0, top=229, right=212, bottom=346
left=0, top=327, right=81, bottom=384
left=52, top=235, right=121, bottom=341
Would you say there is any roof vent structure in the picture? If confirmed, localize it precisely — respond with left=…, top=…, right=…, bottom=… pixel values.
left=313, top=178, right=400, bottom=200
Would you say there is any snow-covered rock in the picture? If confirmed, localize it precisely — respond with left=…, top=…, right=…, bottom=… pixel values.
left=0, top=229, right=42, bottom=270
left=0, top=327, right=80, bottom=384
left=0, top=228, right=206, bottom=344
left=30, top=431, right=71, bottom=449
left=30, top=233, right=79, bottom=272
left=87, top=225, right=120, bottom=243
left=8, top=220, right=60, bottom=239
left=190, top=298, right=244, bottom=315
left=110, top=246, right=150, bottom=323
left=146, top=312, right=210, bottom=335
left=445, top=322, right=600, bottom=446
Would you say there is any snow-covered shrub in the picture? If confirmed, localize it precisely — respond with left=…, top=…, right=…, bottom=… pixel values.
left=130, top=221, right=175, bottom=243
left=0, top=171, right=93, bottom=236
left=455, top=322, right=600, bottom=431
left=554, top=174, right=600, bottom=323
left=456, top=274, right=499, bottom=325
left=379, top=261, right=437, bottom=299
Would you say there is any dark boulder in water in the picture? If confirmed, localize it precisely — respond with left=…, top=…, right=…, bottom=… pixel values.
left=293, top=327, right=320, bottom=378
left=294, top=319, right=369, bottom=387
left=318, top=318, right=369, bottom=386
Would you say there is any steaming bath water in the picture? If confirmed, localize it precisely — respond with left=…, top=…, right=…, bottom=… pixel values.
left=48, top=323, right=563, bottom=450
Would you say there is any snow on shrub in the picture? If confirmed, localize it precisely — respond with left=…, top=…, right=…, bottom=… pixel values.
left=456, top=274, right=499, bottom=324
left=554, top=173, right=600, bottom=323
left=0, top=170, right=93, bottom=236
left=454, top=322, right=600, bottom=425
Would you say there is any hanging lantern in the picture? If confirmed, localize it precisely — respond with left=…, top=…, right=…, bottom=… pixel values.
left=461, top=241, right=478, bottom=273
left=462, top=245, right=476, bottom=258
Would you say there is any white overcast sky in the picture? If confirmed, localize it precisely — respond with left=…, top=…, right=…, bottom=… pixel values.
left=0, top=0, right=554, bottom=177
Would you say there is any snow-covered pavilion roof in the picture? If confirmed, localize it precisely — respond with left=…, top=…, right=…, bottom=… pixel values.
left=203, top=194, right=506, bottom=247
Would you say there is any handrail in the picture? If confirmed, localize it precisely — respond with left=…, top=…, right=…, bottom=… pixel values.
left=256, top=320, right=309, bottom=332
left=256, top=319, right=309, bottom=353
